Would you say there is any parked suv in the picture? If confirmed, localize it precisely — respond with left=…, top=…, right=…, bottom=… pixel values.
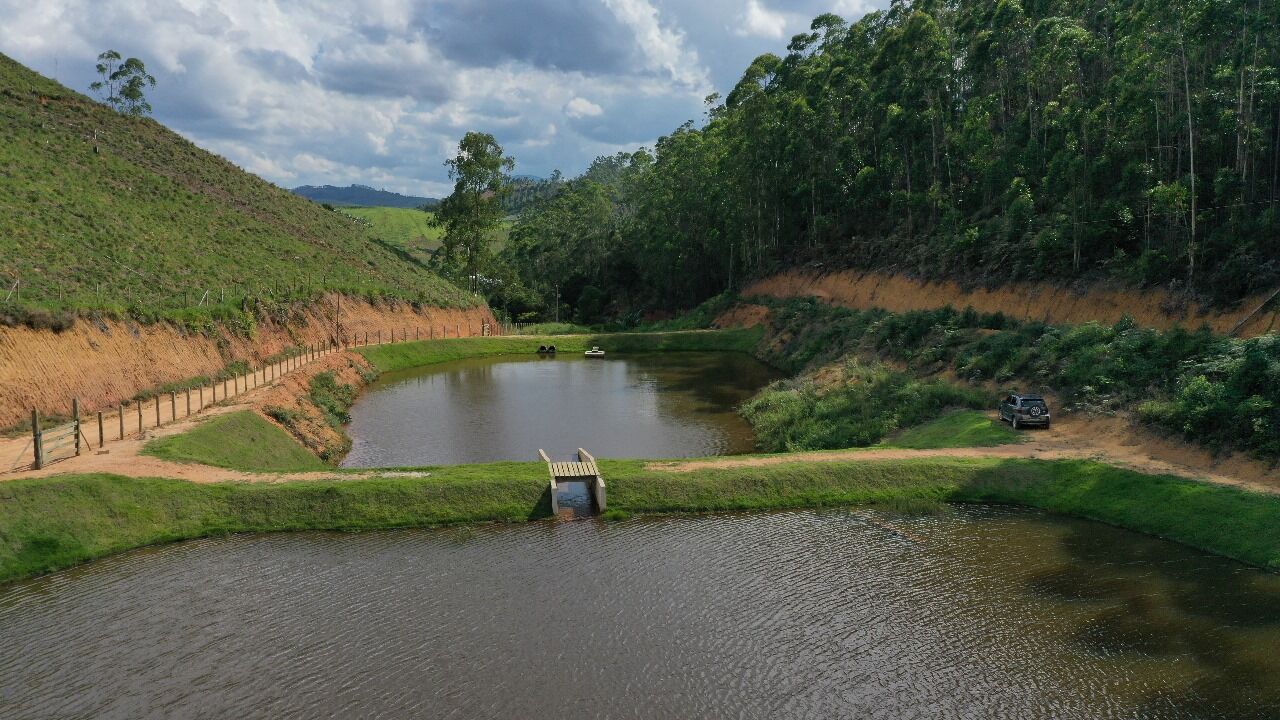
left=999, top=393, right=1051, bottom=429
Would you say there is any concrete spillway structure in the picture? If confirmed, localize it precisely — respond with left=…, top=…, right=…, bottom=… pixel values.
left=539, top=448, right=606, bottom=517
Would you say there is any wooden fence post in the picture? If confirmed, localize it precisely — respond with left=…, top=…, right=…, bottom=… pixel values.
left=186, top=389, right=192, bottom=416
left=137, top=401, right=143, bottom=434
left=170, top=392, right=177, bottom=423
left=119, top=404, right=124, bottom=440
left=98, top=411, right=104, bottom=448
left=200, top=386, right=204, bottom=408
left=72, top=398, right=81, bottom=456
left=31, top=409, right=42, bottom=470
left=212, top=382, right=218, bottom=403
left=415, top=327, right=419, bottom=340
left=155, top=397, right=161, bottom=428
left=457, top=323, right=461, bottom=337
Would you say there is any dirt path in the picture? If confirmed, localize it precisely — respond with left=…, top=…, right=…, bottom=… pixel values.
left=648, top=411, right=1280, bottom=495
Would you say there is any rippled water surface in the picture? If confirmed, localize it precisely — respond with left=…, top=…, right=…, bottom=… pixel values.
left=2, top=507, right=1278, bottom=719
left=341, top=352, right=781, bottom=467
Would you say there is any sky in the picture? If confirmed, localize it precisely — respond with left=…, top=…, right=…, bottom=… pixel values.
left=1, top=0, right=878, bottom=197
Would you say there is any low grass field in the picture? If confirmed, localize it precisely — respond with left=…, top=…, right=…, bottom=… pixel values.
left=142, top=411, right=325, bottom=472
left=881, top=410, right=1021, bottom=449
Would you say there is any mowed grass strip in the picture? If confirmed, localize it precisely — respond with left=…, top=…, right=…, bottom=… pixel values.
left=355, top=329, right=765, bottom=373
left=142, top=411, right=326, bottom=472
left=3, top=456, right=1279, bottom=583
left=0, top=462, right=550, bottom=584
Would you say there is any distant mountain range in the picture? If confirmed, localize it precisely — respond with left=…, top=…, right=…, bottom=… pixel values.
left=291, top=184, right=437, bottom=208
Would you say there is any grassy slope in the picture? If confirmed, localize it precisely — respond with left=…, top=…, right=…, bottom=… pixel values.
left=881, top=410, right=1021, bottom=449
left=142, top=411, right=325, bottom=472
left=0, top=54, right=471, bottom=321
left=343, top=207, right=512, bottom=264
left=355, top=329, right=765, bottom=372
left=3, top=457, right=1277, bottom=583
left=342, top=207, right=444, bottom=263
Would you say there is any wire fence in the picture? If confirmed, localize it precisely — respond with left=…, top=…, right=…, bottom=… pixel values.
left=5, top=320, right=499, bottom=474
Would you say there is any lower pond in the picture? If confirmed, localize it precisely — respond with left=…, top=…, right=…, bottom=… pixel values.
left=341, top=352, right=782, bottom=467
left=1, top=507, right=1277, bottom=719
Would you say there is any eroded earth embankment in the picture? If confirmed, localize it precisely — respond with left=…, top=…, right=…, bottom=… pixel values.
left=0, top=295, right=496, bottom=429
left=743, top=269, right=1280, bottom=337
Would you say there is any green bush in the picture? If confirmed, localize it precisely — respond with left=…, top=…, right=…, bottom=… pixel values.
left=741, top=361, right=991, bottom=451
left=308, top=372, right=356, bottom=428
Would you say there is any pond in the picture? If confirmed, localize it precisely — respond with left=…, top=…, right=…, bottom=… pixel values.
left=341, top=351, right=782, bottom=467
left=1, top=507, right=1277, bottom=718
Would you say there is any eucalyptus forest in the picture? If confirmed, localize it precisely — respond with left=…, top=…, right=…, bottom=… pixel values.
left=495, top=0, right=1280, bottom=321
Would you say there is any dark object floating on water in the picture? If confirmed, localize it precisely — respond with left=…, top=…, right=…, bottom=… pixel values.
left=537, top=345, right=557, bottom=354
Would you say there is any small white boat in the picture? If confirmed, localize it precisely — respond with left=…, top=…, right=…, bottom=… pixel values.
left=584, top=346, right=606, bottom=357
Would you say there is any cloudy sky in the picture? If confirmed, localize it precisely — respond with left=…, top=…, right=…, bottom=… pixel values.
left=1, top=0, right=877, bottom=197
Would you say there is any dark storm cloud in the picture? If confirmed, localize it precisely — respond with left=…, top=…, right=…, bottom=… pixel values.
left=416, top=0, right=639, bottom=74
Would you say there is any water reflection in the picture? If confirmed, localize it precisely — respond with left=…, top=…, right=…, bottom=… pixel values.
left=342, top=352, right=781, bottom=466
left=1, top=506, right=1277, bottom=719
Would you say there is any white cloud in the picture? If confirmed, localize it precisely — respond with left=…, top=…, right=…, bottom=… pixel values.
left=601, top=0, right=710, bottom=91
left=564, top=97, right=604, bottom=118
left=737, top=0, right=789, bottom=39
left=833, top=0, right=874, bottom=17
left=0, top=0, right=888, bottom=192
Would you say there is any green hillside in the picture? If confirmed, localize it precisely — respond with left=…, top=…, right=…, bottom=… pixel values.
left=342, top=207, right=444, bottom=263
left=0, top=53, right=473, bottom=327
left=344, top=206, right=511, bottom=265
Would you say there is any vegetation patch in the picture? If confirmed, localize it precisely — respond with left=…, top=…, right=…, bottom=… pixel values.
left=142, top=411, right=325, bottom=472
left=741, top=360, right=992, bottom=451
left=754, top=297, right=1280, bottom=461
left=308, top=371, right=357, bottom=428
left=881, top=410, right=1021, bottom=450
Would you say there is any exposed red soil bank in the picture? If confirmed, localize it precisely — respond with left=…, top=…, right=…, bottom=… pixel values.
left=0, top=295, right=495, bottom=428
left=743, top=270, right=1280, bottom=337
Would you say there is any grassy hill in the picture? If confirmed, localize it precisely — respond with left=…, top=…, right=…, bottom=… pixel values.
left=291, top=184, right=437, bottom=208
left=343, top=207, right=512, bottom=265
left=0, top=53, right=474, bottom=328
left=342, top=207, right=444, bottom=263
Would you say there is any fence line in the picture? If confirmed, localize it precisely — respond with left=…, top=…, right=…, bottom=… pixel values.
left=8, top=320, right=498, bottom=473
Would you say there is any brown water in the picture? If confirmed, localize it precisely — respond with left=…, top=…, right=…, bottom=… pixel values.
left=1, top=506, right=1277, bottom=719
left=341, top=352, right=781, bottom=467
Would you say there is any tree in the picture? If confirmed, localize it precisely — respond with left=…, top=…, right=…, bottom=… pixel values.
left=89, top=50, right=157, bottom=116
left=435, top=132, right=515, bottom=293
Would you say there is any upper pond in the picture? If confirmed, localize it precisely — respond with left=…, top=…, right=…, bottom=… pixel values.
left=1, top=506, right=1277, bottom=718
left=341, top=351, right=781, bottom=467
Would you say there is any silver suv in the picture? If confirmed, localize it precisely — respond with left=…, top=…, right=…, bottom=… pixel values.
left=999, top=393, right=1051, bottom=429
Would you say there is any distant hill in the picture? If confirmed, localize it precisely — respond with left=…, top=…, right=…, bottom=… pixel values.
left=291, top=184, right=437, bottom=209
left=0, top=53, right=471, bottom=325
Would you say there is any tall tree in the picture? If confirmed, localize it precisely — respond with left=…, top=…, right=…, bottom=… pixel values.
left=89, top=50, right=157, bottom=116
left=435, top=132, right=515, bottom=293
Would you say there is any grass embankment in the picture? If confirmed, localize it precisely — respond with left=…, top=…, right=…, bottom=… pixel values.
left=0, top=53, right=471, bottom=328
left=143, top=411, right=325, bottom=472
left=356, top=329, right=764, bottom=372
left=0, top=465, right=549, bottom=583
left=880, top=410, right=1020, bottom=449
left=4, top=457, right=1278, bottom=583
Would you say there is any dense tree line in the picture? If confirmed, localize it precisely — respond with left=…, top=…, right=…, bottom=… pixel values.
left=500, top=0, right=1280, bottom=321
